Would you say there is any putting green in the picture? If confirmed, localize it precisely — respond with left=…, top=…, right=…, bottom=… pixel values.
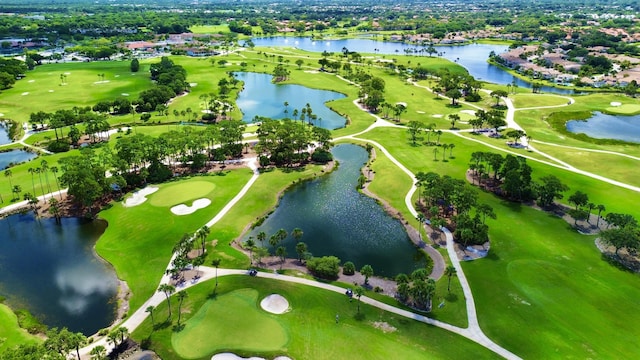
left=172, top=289, right=287, bottom=358
left=605, top=104, right=640, bottom=114
left=149, top=181, right=216, bottom=207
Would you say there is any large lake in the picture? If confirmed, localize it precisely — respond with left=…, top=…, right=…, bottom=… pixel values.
left=566, top=112, right=640, bottom=143
left=0, top=214, right=118, bottom=335
left=246, top=144, right=425, bottom=277
left=251, top=37, right=574, bottom=94
left=236, top=72, right=347, bottom=129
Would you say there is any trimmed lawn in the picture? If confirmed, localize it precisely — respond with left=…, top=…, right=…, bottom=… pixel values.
left=172, top=289, right=288, bottom=358
left=133, top=276, right=498, bottom=360
left=148, top=181, right=216, bottom=207
left=0, top=304, right=39, bottom=352
left=511, top=93, right=573, bottom=108
left=96, top=171, right=253, bottom=312
left=464, top=194, right=640, bottom=358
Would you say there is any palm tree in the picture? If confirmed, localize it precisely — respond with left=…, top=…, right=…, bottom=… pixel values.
left=158, top=284, right=175, bottom=319
left=354, top=286, right=364, bottom=314
left=448, top=143, right=455, bottom=158
left=12, top=185, right=21, bottom=201
left=40, top=160, right=52, bottom=194
left=146, top=305, right=155, bottom=327
left=257, top=231, right=266, bottom=247
left=35, top=167, right=45, bottom=197
left=433, top=147, right=439, bottom=161
left=416, top=213, right=426, bottom=240
left=295, top=241, right=308, bottom=263
left=90, top=345, right=107, bottom=360
left=69, top=331, right=87, bottom=360
left=27, top=167, right=36, bottom=197
left=360, top=264, right=374, bottom=286
left=245, top=237, right=256, bottom=265
left=276, top=246, right=287, bottom=270
left=197, top=225, right=210, bottom=255
left=211, top=258, right=221, bottom=292
left=596, top=204, right=606, bottom=227
left=4, top=170, right=13, bottom=195
left=444, top=265, right=457, bottom=293
left=50, top=166, right=62, bottom=200
left=291, top=228, right=303, bottom=243
left=117, top=326, right=129, bottom=344
left=177, top=291, right=188, bottom=326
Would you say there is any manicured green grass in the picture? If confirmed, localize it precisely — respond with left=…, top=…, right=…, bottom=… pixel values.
left=96, top=171, right=253, bottom=312
left=148, top=181, right=216, bottom=207
left=605, top=103, right=640, bottom=114
left=189, top=25, right=231, bottom=34
left=511, top=93, right=572, bottom=108
left=133, top=276, right=498, bottom=360
left=0, top=304, right=39, bottom=351
left=0, top=61, right=151, bottom=123
left=172, top=289, right=288, bottom=358
left=464, top=193, right=640, bottom=358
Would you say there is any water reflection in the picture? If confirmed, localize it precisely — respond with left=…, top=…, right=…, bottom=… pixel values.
left=0, top=214, right=117, bottom=335
left=566, top=112, right=640, bottom=143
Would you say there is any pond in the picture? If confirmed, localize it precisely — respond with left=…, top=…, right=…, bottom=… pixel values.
left=0, top=214, right=118, bottom=335
left=0, top=124, right=10, bottom=145
left=236, top=72, right=347, bottom=130
left=251, top=37, right=575, bottom=94
left=566, top=112, right=640, bottom=143
left=0, top=149, right=38, bottom=170
left=246, top=143, right=425, bottom=277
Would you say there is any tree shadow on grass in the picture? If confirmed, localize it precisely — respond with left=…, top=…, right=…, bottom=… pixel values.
left=207, top=291, right=219, bottom=300
left=353, top=312, right=366, bottom=321
left=444, top=293, right=459, bottom=302
left=172, top=323, right=185, bottom=332
left=154, top=320, right=172, bottom=331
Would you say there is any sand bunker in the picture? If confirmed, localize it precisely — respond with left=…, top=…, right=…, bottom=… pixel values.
left=610, top=102, right=622, bottom=106
left=212, top=354, right=291, bottom=360
left=171, top=198, right=211, bottom=215
left=460, top=110, right=476, bottom=115
left=432, top=114, right=443, bottom=118
left=396, top=102, right=407, bottom=107
left=416, top=111, right=425, bottom=114
left=21, top=92, right=29, bottom=96
left=121, top=93, right=129, bottom=96
left=304, top=70, right=319, bottom=74
left=190, top=82, right=198, bottom=87
left=48, top=90, right=54, bottom=93
left=28, top=80, right=35, bottom=83
left=123, top=186, right=159, bottom=207
left=260, top=294, right=289, bottom=314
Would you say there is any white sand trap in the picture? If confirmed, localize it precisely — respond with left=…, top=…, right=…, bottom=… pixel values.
left=171, top=198, right=211, bottom=215
left=48, top=90, right=54, bottom=92
left=115, top=75, right=120, bottom=77
left=21, top=92, right=29, bottom=96
left=0, top=113, right=4, bottom=117
left=94, top=80, right=110, bottom=84
left=416, top=111, right=425, bottom=114
left=121, top=93, right=129, bottom=96
left=396, top=102, right=407, bottom=107
left=304, top=70, right=319, bottom=74
left=610, top=102, right=622, bottom=106
left=260, top=294, right=289, bottom=314
left=190, top=82, right=198, bottom=87
left=212, top=354, right=291, bottom=360
left=432, top=114, right=443, bottom=118
left=64, top=72, right=71, bottom=75
left=123, top=186, right=159, bottom=207
left=460, top=110, right=476, bottom=115
left=28, top=80, right=35, bottom=83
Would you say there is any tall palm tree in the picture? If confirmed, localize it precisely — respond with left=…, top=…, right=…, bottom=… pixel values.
left=4, top=169, right=13, bottom=194
left=50, top=166, right=62, bottom=200
left=117, top=326, right=129, bottom=344
left=145, top=305, right=156, bottom=327
left=35, top=167, right=45, bottom=198
left=354, top=286, right=364, bottom=314
left=276, top=246, right=287, bottom=270
left=444, top=265, right=457, bottom=293
left=245, top=237, right=255, bottom=265
left=40, top=159, right=52, bottom=194
left=211, top=258, right=221, bottom=292
left=257, top=231, right=266, bottom=247
left=416, top=213, right=426, bottom=241
left=177, top=291, right=188, bottom=326
left=27, top=167, right=36, bottom=197
left=158, top=284, right=175, bottom=319
left=90, top=345, right=107, bottom=360
left=596, top=204, right=606, bottom=227
left=197, top=225, right=210, bottom=255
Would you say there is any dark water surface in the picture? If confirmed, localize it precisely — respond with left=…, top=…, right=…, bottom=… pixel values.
left=246, top=144, right=425, bottom=277
left=566, top=112, right=640, bottom=143
left=0, top=214, right=118, bottom=335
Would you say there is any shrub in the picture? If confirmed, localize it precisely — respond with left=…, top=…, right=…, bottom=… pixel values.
left=46, top=139, right=70, bottom=153
left=343, top=261, right=356, bottom=275
left=311, top=149, right=333, bottom=163
left=306, top=256, right=341, bottom=279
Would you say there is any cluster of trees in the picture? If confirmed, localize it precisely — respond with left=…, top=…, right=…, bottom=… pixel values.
left=255, top=117, right=333, bottom=167
left=0, top=58, right=27, bottom=90
left=352, top=73, right=386, bottom=113
left=0, top=327, right=89, bottom=360
left=432, top=69, right=482, bottom=104
left=395, top=269, right=437, bottom=311
left=245, top=228, right=307, bottom=270
left=415, top=171, right=495, bottom=246
left=466, top=109, right=507, bottom=133
left=469, top=152, right=535, bottom=202
left=135, top=57, right=189, bottom=113
left=600, top=214, right=639, bottom=257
